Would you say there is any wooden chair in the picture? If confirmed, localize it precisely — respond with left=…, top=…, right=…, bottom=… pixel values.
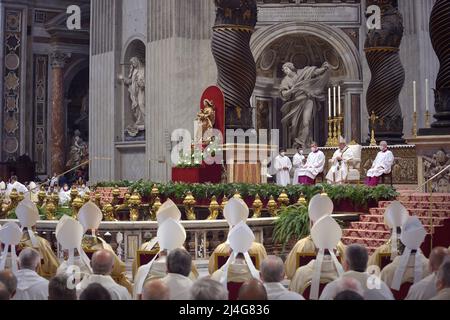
left=136, top=249, right=160, bottom=268
left=381, top=172, right=393, bottom=186
left=214, top=252, right=259, bottom=271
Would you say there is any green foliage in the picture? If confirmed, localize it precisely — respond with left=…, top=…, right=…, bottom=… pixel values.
left=272, top=205, right=310, bottom=250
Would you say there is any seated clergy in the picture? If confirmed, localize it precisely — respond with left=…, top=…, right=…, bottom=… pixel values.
left=161, top=248, right=194, bottom=300
left=26, top=182, right=39, bottom=203
left=6, top=176, right=28, bottom=196
left=76, top=249, right=131, bottom=300
left=58, top=184, right=71, bottom=206
left=211, top=222, right=260, bottom=286
left=326, top=137, right=354, bottom=185
left=134, top=218, right=189, bottom=299
left=78, top=202, right=132, bottom=294
left=380, top=217, right=430, bottom=291
left=289, top=216, right=344, bottom=300
left=406, top=247, right=449, bottom=300
left=209, top=198, right=267, bottom=275
left=15, top=199, right=60, bottom=279
left=292, top=146, right=306, bottom=185
left=430, top=258, right=450, bottom=300
left=365, top=141, right=395, bottom=187
left=320, top=244, right=394, bottom=300
left=274, top=149, right=292, bottom=187
left=261, top=256, right=304, bottom=300
left=285, top=194, right=345, bottom=280
left=368, top=201, right=409, bottom=268
left=296, top=142, right=325, bottom=185
left=132, top=199, right=198, bottom=280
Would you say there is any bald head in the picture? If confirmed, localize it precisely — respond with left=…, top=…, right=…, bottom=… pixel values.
left=429, top=247, right=449, bottom=272
left=91, top=249, right=114, bottom=275
left=0, top=283, right=10, bottom=300
left=260, top=256, right=285, bottom=283
left=0, top=270, right=17, bottom=299
left=142, top=280, right=170, bottom=300
left=238, top=279, right=267, bottom=300
left=18, top=248, right=41, bottom=271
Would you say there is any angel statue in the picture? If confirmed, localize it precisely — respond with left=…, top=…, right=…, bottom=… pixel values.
left=195, top=99, right=216, bottom=143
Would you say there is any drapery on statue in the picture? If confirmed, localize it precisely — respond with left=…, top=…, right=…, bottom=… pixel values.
left=120, top=57, right=145, bottom=137
left=280, top=61, right=331, bottom=148
left=195, top=99, right=216, bottom=143
left=66, top=130, right=88, bottom=168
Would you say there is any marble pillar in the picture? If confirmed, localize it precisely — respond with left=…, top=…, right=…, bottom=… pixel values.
left=50, top=51, right=70, bottom=175
left=364, top=0, right=405, bottom=144
left=212, top=0, right=258, bottom=130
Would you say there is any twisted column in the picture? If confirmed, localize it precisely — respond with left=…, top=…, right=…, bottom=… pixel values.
left=430, top=0, right=450, bottom=129
left=212, top=0, right=257, bottom=130
left=364, top=1, right=405, bottom=144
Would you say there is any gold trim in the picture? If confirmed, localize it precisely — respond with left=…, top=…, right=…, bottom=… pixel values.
left=136, top=249, right=159, bottom=269
left=214, top=252, right=259, bottom=271
left=377, top=252, right=392, bottom=269
left=300, top=279, right=332, bottom=296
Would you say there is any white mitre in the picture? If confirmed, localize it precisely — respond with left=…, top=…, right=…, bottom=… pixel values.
left=78, top=201, right=103, bottom=234
left=0, top=222, right=23, bottom=272
left=219, top=221, right=260, bottom=285
left=384, top=201, right=409, bottom=259
left=391, top=216, right=426, bottom=291
left=16, top=198, right=40, bottom=247
left=310, top=215, right=344, bottom=300
left=308, top=193, right=334, bottom=225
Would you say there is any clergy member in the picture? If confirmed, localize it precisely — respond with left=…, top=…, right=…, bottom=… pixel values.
left=78, top=202, right=132, bottom=294
left=274, top=149, right=292, bottom=187
left=208, top=198, right=267, bottom=275
left=13, top=248, right=48, bottom=300
left=430, top=259, right=450, bottom=300
left=380, top=217, right=430, bottom=291
left=365, top=141, right=395, bottom=186
left=326, top=137, right=354, bottom=185
left=289, top=215, right=344, bottom=299
left=161, top=248, right=194, bottom=300
left=285, top=194, right=345, bottom=279
left=58, top=184, right=71, bottom=206
left=296, top=142, right=326, bottom=185
left=292, top=146, right=306, bottom=185
left=6, top=176, right=28, bottom=195
left=15, top=199, right=60, bottom=279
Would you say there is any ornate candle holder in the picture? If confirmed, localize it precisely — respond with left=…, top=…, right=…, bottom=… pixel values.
left=425, top=110, right=431, bottom=128
left=325, top=118, right=334, bottom=147
left=207, top=196, right=220, bottom=220
left=412, top=111, right=418, bottom=137
left=369, top=111, right=379, bottom=146
left=337, top=113, right=344, bottom=141
left=332, top=117, right=339, bottom=146
left=252, top=194, right=263, bottom=218
left=267, top=195, right=278, bottom=217
left=183, top=191, right=197, bottom=220
left=277, top=190, right=290, bottom=208
left=128, top=192, right=142, bottom=221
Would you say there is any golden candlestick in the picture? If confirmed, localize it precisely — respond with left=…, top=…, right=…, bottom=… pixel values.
left=325, top=119, right=334, bottom=147
left=369, top=111, right=379, bottom=146
left=128, top=192, right=142, bottom=221
left=332, top=118, right=339, bottom=146
left=425, top=110, right=431, bottom=128
left=337, top=114, right=344, bottom=141
left=207, top=196, right=220, bottom=220
left=252, top=194, right=263, bottom=218
left=267, top=195, right=278, bottom=217
left=412, top=111, right=418, bottom=137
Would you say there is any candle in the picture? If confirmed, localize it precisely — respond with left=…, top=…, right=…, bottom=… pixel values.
left=338, top=86, right=341, bottom=115
left=425, top=78, right=429, bottom=112
left=328, top=88, right=332, bottom=118
left=333, top=86, right=337, bottom=118
left=413, top=81, right=417, bottom=113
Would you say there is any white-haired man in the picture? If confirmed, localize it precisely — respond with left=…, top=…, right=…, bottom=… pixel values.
left=431, top=258, right=450, bottom=300
left=326, top=137, right=354, bottom=184
left=13, top=248, right=48, bottom=300
left=365, top=141, right=394, bottom=186
left=191, top=277, right=228, bottom=300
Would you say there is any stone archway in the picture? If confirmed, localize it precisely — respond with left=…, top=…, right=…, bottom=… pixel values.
left=250, top=22, right=362, bottom=148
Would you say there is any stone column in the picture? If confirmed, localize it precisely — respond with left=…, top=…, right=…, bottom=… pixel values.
left=429, top=0, right=450, bottom=130
left=364, top=0, right=405, bottom=144
left=212, top=0, right=258, bottom=130
left=50, top=51, right=70, bottom=175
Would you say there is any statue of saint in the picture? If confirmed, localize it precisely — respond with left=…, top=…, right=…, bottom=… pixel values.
left=120, top=57, right=145, bottom=136
left=66, top=130, right=88, bottom=168
left=195, top=99, right=216, bottom=143
left=280, top=61, right=331, bottom=148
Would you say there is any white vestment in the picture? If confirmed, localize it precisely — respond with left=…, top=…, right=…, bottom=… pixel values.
left=405, top=273, right=437, bottom=300
left=292, top=153, right=306, bottom=185
left=6, top=181, right=28, bottom=195
left=77, top=274, right=131, bottom=300
left=297, top=150, right=326, bottom=180
left=57, top=256, right=92, bottom=280
left=326, top=147, right=354, bottom=184
left=264, top=282, right=305, bottom=300
left=13, top=269, right=49, bottom=300
left=211, top=260, right=254, bottom=283
left=380, top=254, right=430, bottom=289
left=320, top=271, right=394, bottom=300
left=367, top=150, right=395, bottom=178
left=274, top=155, right=292, bottom=187
left=161, top=273, right=193, bottom=300
left=58, top=190, right=71, bottom=206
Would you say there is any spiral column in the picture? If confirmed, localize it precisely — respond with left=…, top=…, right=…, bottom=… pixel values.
left=212, top=0, right=257, bottom=130
left=364, top=1, right=405, bottom=144
left=430, top=0, right=450, bottom=129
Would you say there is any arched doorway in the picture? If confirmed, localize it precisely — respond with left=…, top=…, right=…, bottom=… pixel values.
left=251, top=22, right=362, bottom=148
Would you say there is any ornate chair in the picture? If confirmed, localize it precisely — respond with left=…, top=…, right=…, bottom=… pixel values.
left=214, top=252, right=259, bottom=271
left=296, top=252, right=317, bottom=270
left=301, top=279, right=332, bottom=300
left=377, top=252, right=393, bottom=270
left=327, top=144, right=362, bottom=183
left=136, top=249, right=160, bottom=269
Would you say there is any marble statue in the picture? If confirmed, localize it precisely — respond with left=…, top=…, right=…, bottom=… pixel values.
left=66, top=130, right=88, bottom=168
left=195, top=99, right=216, bottom=143
left=280, top=61, right=331, bottom=148
left=120, top=57, right=145, bottom=136
left=423, top=150, right=450, bottom=192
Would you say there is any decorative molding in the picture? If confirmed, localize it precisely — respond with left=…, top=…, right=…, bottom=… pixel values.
left=49, top=51, right=70, bottom=69
left=33, top=55, right=48, bottom=175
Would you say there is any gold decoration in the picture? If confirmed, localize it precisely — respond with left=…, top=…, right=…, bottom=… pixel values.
left=8, top=189, right=19, bottom=216
left=369, top=111, right=379, bottom=146
left=207, top=196, right=220, bottom=220
left=252, top=194, right=263, bottom=218
left=111, top=187, right=121, bottom=206
left=17, top=192, right=24, bottom=202
left=69, top=186, right=79, bottom=206
left=51, top=192, right=59, bottom=207
left=297, top=192, right=307, bottom=206
left=267, top=195, right=278, bottom=217
left=425, top=110, right=431, bottom=128
left=102, top=203, right=116, bottom=221
left=233, top=190, right=242, bottom=199
left=277, top=190, right=290, bottom=208
left=82, top=192, right=91, bottom=204
left=151, top=197, right=162, bottom=221
left=37, top=186, right=46, bottom=207
left=183, top=191, right=197, bottom=220
left=94, top=192, right=102, bottom=208
left=45, top=200, right=56, bottom=220
left=71, top=196, right=84, bottom=218
left=412, top=111, right=418, bottom=137
left=220, top=195, right=228, bottom=213
left=326, top=118, right=334, bottom=147
left=128, top=192, right=142, bottom=222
